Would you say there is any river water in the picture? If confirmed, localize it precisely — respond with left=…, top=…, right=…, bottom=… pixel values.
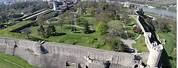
left=117, top=1, right=177, bottom=19
left=138, top=5, right=176, bottom=19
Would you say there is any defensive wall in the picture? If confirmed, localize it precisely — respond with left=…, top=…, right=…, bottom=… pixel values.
left=0, top=38, right=147, bottom=68
left=136, top=9, right=163, bottom=68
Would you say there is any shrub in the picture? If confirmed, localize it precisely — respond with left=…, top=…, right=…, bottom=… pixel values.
left=83, top=22, right=91, bottom=34
left=96, top=22, right=108, bottom=35
left=111, top=39, right=124, bottom=52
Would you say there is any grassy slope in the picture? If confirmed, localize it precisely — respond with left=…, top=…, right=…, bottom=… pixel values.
left=0, top=52, right=34, bottom=68
left=133, top=35, right=148, bottom=52
left=0, top=21, right=32, bottom=38
left=158, top=32, right=176, bottom=68
left=0, top=15, right=113, bottom=51
left=30, top=25, right=112, bottom=51
left=130, top=15, right=148, bottom=52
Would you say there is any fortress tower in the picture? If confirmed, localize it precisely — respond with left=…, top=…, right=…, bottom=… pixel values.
left=145, top=32, right=163, bottom=67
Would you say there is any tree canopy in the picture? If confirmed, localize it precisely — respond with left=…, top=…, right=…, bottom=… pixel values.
left=96, top=22, right=108, bottom=35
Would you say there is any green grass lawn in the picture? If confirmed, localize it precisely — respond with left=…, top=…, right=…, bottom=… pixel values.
left=0, top=15, right=138, bottom=51
left=0, top=52, right=34, bottom=68
left=4, top=21, right=32, bottom=32
left=30, top=25, right=112, bottom=51
left=0, top=15, right=113, bottom=51
left=0, top=21, right=32, bottom=39
left=157, top=32, right=176, bottom=68
left=132, top=35, right=148, bottom=52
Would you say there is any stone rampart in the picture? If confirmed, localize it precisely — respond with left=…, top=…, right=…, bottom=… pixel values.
left=0, top=38, right=142, bottom=68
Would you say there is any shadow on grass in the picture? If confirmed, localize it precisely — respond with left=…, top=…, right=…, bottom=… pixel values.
left=158, top=49, right=172, bottom=68
left=73, top=30, right=95, bottom=34
left=52, top=32, right=66, bottom=36
left=84, top=30, right=95, bottom=34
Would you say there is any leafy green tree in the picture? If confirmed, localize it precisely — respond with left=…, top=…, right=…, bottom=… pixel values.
left=37, top=14, right=45, bottom=25
left=79, top=2, right=87, bottom=15
left=111, top=39, right=124, bottom=52
left=77, top=18, right=91, bottom=34
left=57, top=18, right=64, bottom=32
left=50, top=25, right=56, bottom=34
left=83, top=22, right=90, bottom=34
left=107, top=20, right=125, bottom=37
left=95, top=12, right=111, bottom=23
left=76, top=17, right=84, bottom=25
left=38, top=25, right=48, bottom=38
left=46, top=25, right=56, bottom=36
left=0, top=12, right=8, bottom=23
left=22, top=28, right=31, bottom=39
left=96, top=22, right=108, bottom=35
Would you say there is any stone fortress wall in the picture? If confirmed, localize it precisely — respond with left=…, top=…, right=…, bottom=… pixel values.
left=0, top=38, right=147, bottom=68
left=136, top=9, right=163, bottom=68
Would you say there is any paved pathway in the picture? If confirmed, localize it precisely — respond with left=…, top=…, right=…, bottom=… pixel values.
left=135, top=34, right=142, bottom=40
left=120, top=38, right=136, bottom=49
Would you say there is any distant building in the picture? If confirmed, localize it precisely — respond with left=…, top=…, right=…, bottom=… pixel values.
left=43, top=0, right=49, bottom=1
left=123, top=2, right=130, bottom=7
